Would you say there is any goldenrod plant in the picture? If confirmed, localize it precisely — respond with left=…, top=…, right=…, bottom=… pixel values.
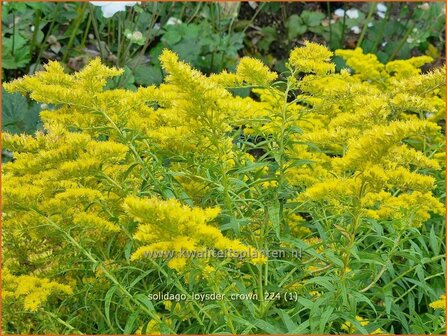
left=2, top=42, right=445, bottom=334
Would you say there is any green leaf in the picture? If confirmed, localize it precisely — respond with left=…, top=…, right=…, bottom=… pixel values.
left=351, top=291, right=377, bottom=313
left=318, top=306, right=334, bottom=333
left=231, top=162, right=268, bottom=174
left=297, top=297, right=314, bottom=309
left=104, top=285, right=118, bottom=329
left=7, top=2, right=28, bottom=12
left=162, top=24, right=187, bottom=45
left=301, top=10, right=325, bottom=27
left=252, top=319, right=284, bottom=334
left=170, top=40, right=202, bottom=66
left=107, top=66, right=135, bottom=89
left=2, top=50, right=30, bottom=70
left=289, top=320, right=310, bottom=333
left=309, top=25, right=325, bottom=35
left=258, top=27, right=277, bottom=52
left=277, top=309, right=298, bottom=332
left=2, top=88, right=41, bottom=134
left=149, top=43, right=164, bottom=66
left=3, top=32, right=28, bottom=50
left=304, top=276, right=336, bottom=291
left=123, top=311, right=139, bottom=334
left=384, top=288, right=393, bottom=315
left=268, top=201, right=281, bottom=240
left=134, top=64, right=163, bottom=86
left=235, top=280, right=256, bottom=318
left=134, top=293, right=155, bottom=312
left=429, top=225, right=440, bottom=255
left=2, top=33, right=31, bottom=70
left=286, top=15, right=306, bottom=40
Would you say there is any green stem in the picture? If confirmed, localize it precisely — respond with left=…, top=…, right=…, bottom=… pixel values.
left=371, top=3, right=394, bottom=54
left=393, top=272, right=445, bottom=303
left=38, top=213, right=175, bottom=333
left=12, top=11, right=16, bottom=56
left=81, top=11, right=92, bottom=48
left=339, top=4, right=347, bottom=48
left=186, top=2, right=202, bottom=24
left=43, top=311, right=83, bottom=334
left=63, top=3, right=88, bottom=63
left=357, top=3, right=376, bottom=48
left=97, top=107, right=170, bottom=199
left=326, top=2, right=332, bottom=48
left=359, top=232, right=403, bottom=293
left=33, top=4, right=61, bottom=74
left=242, top=2, right=265, bottom=35
left=389, top=21, right=416, bottom=61
left=89, top=4, right=105, bottom=59
left=29, top=9, right=41, bottom=56
left=278, top=74, right=293, bottom=187
left=213, top=283, right=237, bottom=333
left=147, top=259, right=211, bottom=322
left=382, top=254, right=444, bottom=290
left=118, top=7, right=138, bottom=67
left=227, top=2, right=240, bottom=35
left=335, top=182, right=367, bottom=302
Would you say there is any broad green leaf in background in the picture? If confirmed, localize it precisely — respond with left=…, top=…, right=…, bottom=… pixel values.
left=2, top=33, right=32, bottom=69
left=2, top=88, right=41, bottom=134
left=134, top=64, right=163, bottom=86
left=300, top=10, right=325, bottom=27
left=258, top=26, right=277, bottom=52
left=286, top=15, right=306, bottom=40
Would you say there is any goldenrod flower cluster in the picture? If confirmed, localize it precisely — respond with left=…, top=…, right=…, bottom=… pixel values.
left=124, top=196, right=266, bottom=270
left=2, top=269, right=72, bottom=312
left=341, top=316, right=383, bottom=334
left=1, top=41, right=444, bottom=333
left=430, top=294, right=446, bottom=310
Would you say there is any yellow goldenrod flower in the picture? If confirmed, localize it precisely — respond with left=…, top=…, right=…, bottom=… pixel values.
left=429, top=294, right=446, bottom=310
left=236, top=57, right=278, bottom=86
left=2, top=269, right=72, bottom=312
left=289, top=41, right=335, bottom=75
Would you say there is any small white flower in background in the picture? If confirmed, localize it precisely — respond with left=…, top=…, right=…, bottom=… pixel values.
left=132, top=31, right=143, bottom=40
left=350, top=26, right=361, bottom=34
left=377, top=3, right=387, bottom=13
left=124, top=29, right=145, bottom=44
left=248, top=2, right=258, bottom=10
left=166, top=17, right=182, bottom=26
left=334, top=8, right=359, bottom=19
left=381, top=41, right=387, bottom=47
left=407, top=37, right=414, bottom=43
left=346, top=9, right=359, bottom=19
left=377, top=3, right=387, bottom=18
left=368, top=22, right=374, bottom=27
left=334, top=8, right=345, bottom=17
left=90, top=2, right=140, bottom=18
left=40, top=104, right=48, bottom=110
left=418, top=3, right=430, bottom=11
left=219, top=2, right=239, bottom=18
left=30, top=25, right=35, bottom=32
